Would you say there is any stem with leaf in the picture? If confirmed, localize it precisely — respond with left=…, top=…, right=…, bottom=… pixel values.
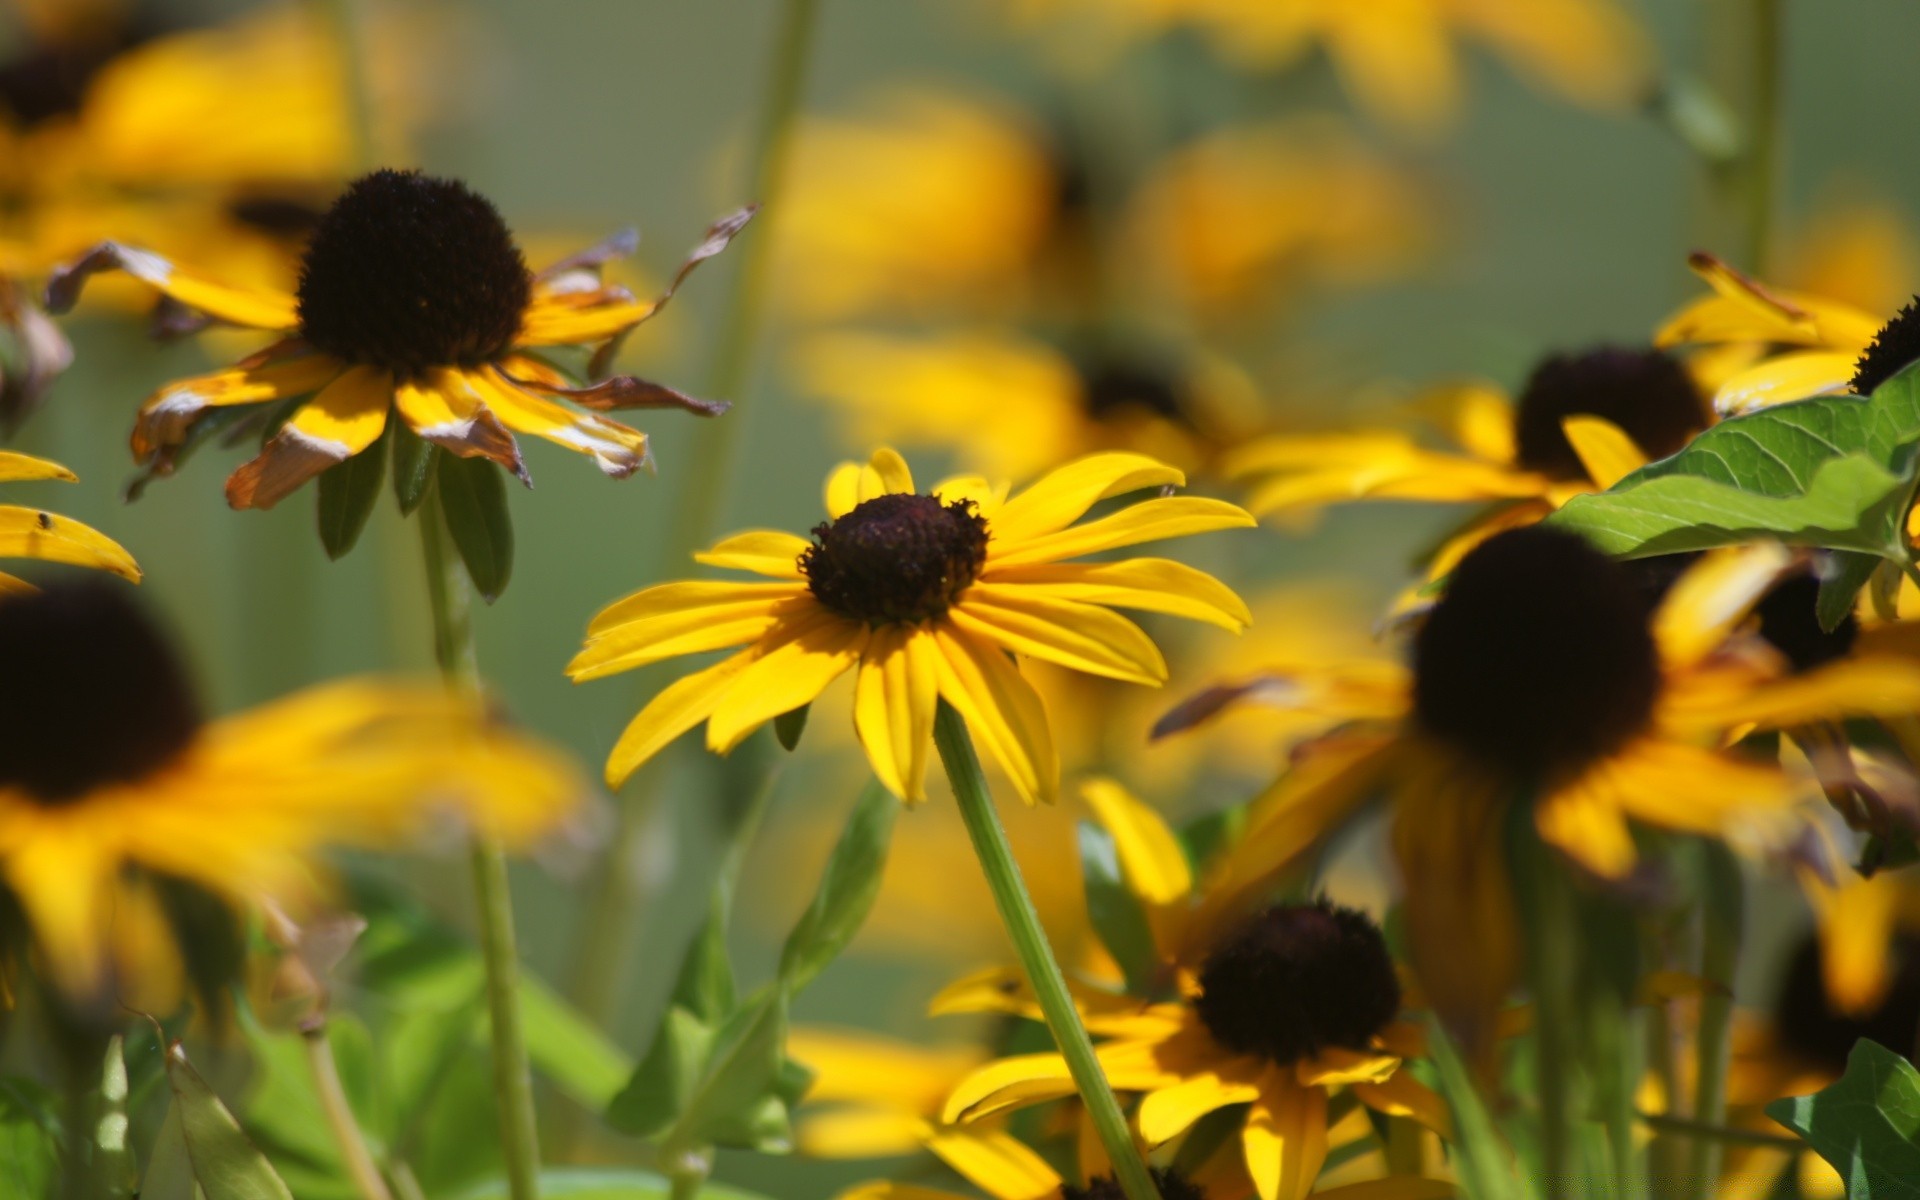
left=418, top=484, right=541, bottom=1200
left=304, top=1026, right=395, bottom=1200
left=934, top=702, right=1162, bottom=1200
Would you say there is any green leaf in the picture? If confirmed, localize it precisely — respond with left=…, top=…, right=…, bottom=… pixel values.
left=604, top=1007, right=715, bottom=1139
left=777, top=780, right=897, bottom=993
left=1768, top=1039, right=1920, bottom=1195
left=665, top=989, right=791, bottom=1153
left=1820, top=552, right=1883, bottom=633
left=1078, top=821, right=1158, bottom=995
left=520, top=975, right=636, bottom=1111
left=436, top=451, right=514, bottom=602
left=163, top=1041, right=296, bottom=1200
left=315, top=421, right=389, bottom=559
left=445, top=1166, right=773, bottom=1200
left=140, top=1103, right=196, bottom=1200
left=0, top=1078, right=57, bottom=1200
left=1424, top=1017, right=1538, bottom=1200
left=773, top=704, right=809, bottom=752
left=390, top=422, right=437, bottom=516
left=1547, top=382, right=1920, bottom=562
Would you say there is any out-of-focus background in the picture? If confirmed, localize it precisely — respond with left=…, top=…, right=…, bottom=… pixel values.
left=6, top=0, right=1919, bottom=1193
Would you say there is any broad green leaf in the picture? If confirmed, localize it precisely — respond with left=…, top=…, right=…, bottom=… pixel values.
left=164, top=1042, right=296, bottom=1200
left=671, top=899, right=737, bottom=1023
left=1820, top=551, right=1882, bottom=632
left=315, top=421, right=389, bottom=559
left=1078, top=821, right=1158, bottom=995
left=446, top=1166, right=773, bottom=1199
left=1424, top=1017, right=1538, bottom=1200
left=778, top=780, right=897, bottom=993
left=520, top=975, right=635, bottom=1111
left=0, top=1078, right=57, bottom=1200
left=773, top=704, right=809, bottom=752
left=140, top=1104, right=196, bottom=1200
left=665, top=989, right=791, bottom=1154
left=1547, top=380, right=1920, bottom=562
left=1768, top=1039, right=1920, bottom=1196
left=436, top=451, right=514, bottom=602
left=390, top=422, right=436, bottom=516
left=605, top=1007, right=715, bottom=1139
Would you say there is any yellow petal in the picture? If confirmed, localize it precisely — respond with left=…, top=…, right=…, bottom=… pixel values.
left=1652, top=543, right=1792, bottom=668
left=797, top=1110, right=929, bottom=1159
left=587, top=580, right=805, bottom=636
left=990, top=497, right=1254, bottom=568
left=0, top=452, right=76, bottom=483
left=604, top=644, right=760, bottom=787
left=516, top=297, right=658, bottom=346
left=930, top=623, right=1059, bottom=806
left=1080, top=777, right=1191, bottom=906
left=225, top=365, right=391, bottom=510
left=569, top=599, right=802, bottom=682
left=0, top=506, right=141, bottom=581
left=1, top=813, right=118, bottom=996
left=1455, top=0, right=1649, bottom=109
left=695, top=530, right=811, bottom=579
left=926, top=1127, right=1061, bottom=1200
left=45, top=241, right=300, bottom=329
left=983, top=558, right=1251, bottom=631
left=468, top=368, right=650, bottom=478
left=864, top=447, right=916, bottom=499
left=1351, top=1070, right=1454, bottom=1140
left=1534, top=782, right=1640, bottom=879
left=1137, top=1072, right=1261, bottom=1145
left=1309, top=1178, right=1456, bottom=1200
left=854, top=626, right=939, bottom=804
left=705, top=617, right=868, bottom=753
left=1244, top=1075, right=1328, bottom=1200
left=942, top=1054, right=1078, bottom=1125
left=1561, top=414, right=1648, bottom=488
left=826, top=461, right=864, bottom=518
left=950, top=585, right=1167, bottom=685
left=988, top=452, right=1186, bottom=544
left=1579, top=739, right=1798, bottom=850
left=134, top=349, right=344, bottom=463
left=1295, top=1048, right=1400, bottom=1088
left=932, top=473, right=1010, bottom=520
left=1806, top=872, right=1901, bottom=1017
left=393, top=370, right=525, bottom=477
left=1712, top=350, right=1859, bottom=416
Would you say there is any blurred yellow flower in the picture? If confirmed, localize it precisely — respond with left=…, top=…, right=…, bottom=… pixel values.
left=573, top=448, right=1251, bottom=804
left=0, top=449, right=137, bottom=589
left=48, top=169, right=745, bottom=508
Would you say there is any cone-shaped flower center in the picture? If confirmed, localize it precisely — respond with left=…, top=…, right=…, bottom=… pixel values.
left=1077, top=355, right=1192, bottom=425
left=1755, top=574, right=1857, bottom=674
left=0, top=579, right=201, bottom=802
left=1773, top=932, right=1920, bottom=1070
left=1065, top=1169, right=1208, bottom=1200
left=1853, top=298, right=1920, bottom=396
left=296, top=169, right=531, bottom=379
left=1413, top=527, right=1659, bottom=780
left=1194, top=901, right=1401, bottom=1066
left=1513, top=346, right=1706, bottom=480
left=801, top=493, right=989, bottom=626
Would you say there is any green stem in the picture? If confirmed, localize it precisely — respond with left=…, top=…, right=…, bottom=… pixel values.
left=1515, top=828, right=1580, bottom=1200
left=303, top=1026, right=395, bottom=1200
left=1740, top=0, right=1781, bottom=275
left=1640, top=1113, right=1799, bottom=1151
left=1686, top=844, right=1744, bottom=1200
left=933, top=702, right=1161, bottom=1200
left=418, top=486, right=540, bottom=1200
left=666, top=1150, right=713, bottom=1200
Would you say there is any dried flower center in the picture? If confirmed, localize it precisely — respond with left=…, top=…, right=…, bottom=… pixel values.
left=1194, top=901, right=1401, bottom=1066
left=0, top=578, right=201, bottom=803
left=296, top=169, right=531, bottom=380
left=1077, top=355, right=1192, bottom=426
left=1513, top=346, right=1706, bottom=481
left=1852, top=298, right=1920, bottom=396
left=1773, top=931, right=1920, bottom=1070
left=1065, top=1169, right=1208, bottom=1200
left=800, top=493, right=989, bottom=626
left=1412, top=527, right=1659, bottom=780
left=0, top=18, right=154, bottom=130
left=1755, top=574, right=1858, bottom=674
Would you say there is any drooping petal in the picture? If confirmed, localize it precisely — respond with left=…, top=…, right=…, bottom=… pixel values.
left=1560, top=414, right=1647, bottom=489
left=854, top=626, right=940, bottom=804
left=1080, top=777, right=1192, bottom=907
left=988, top=452, right=1186, bottom=544
left=467, top=368, right=650, bottom=478
left=1534, top=781, right=1640, bottom=879
left=1581, top=739, right=1799, bottom=855
left=569, top=588, right=808, bottom=682
left=982, top=559, right=1251, bottom=631
left=930, top=622, right=1059, bottom=806
left=0, top=506, right=141, bottom=580
left=1243, top=1073, right=1328, bottom=1200
left=0, top=813, right=119, bottom=996
left=133, top=347, right=343, bottom=463
left=392, top=369, right=526, bottom=480
left=1294, top=1048, right=1400, bottom=1088
left=796, top=1110, right=927, bottom=1159
left=45, top=243, right=301, bottom=329
left=1805, top=871, right=1901, bottom=1017
left=1137, top=1071, right=1262, bottom=1145
left=704, top=616, right=868, bottom=752
left=225, top=365, right=392, bottom=510
left=1652, top=543, right=1793, bottom=669
left=0, top=452, right=75, bottom=483
left=926, top=1127, right=1061, bottom=1200
left=604, top=644, right=760, bottom=788
left=694, top=530, right=812, bottom=579
left=942, top=1053, right=1079, bottom=1125
left=1676, top=656, right=1920, bottom=733
left=988, top=497, right=1254, bottom=567
left=1351, top=1069, right=1454, bottom=1139
left=950, top=584, right=1167, bottom=685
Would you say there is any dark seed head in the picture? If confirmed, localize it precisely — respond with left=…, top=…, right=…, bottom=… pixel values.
left=0, top=578, right=201, bottom=802
left=1065, top=1169, right=1207, bottom=1200
left=1194, top=900, right=1401, bottom=1066
left=1773, top=930, right=1920, bottom=1070
left=1513, top=346, right=1706, bottom=481
left=1412, top=527, right=1660, bottom=780
left=1852, top=298, right=1920, bottom=397
left=227, top=194, right=326, bottom=240
left=801, top=493, right=988, bottom=626
left=1076, top=354, right=1193, bottom=427
left=296, top=170, right=531, bottom=379
left=1755, top=574, right=1857, bottom=674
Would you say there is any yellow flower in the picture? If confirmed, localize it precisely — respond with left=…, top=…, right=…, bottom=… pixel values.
left=46, top=168, right=749, bottom=508
left=1161, top=530, right=1920, bottom=1050
left=572, top=448, right=1252, bottom=803
left=790, top=1027, right=990, bottom=1159
left=939, top=783, right=1450, bottom=1200
left=0, top=449, right=138, bottom=589
left=0, top=577, right=583, bottom=1007
left=796, top=328, right=1258, bottom=481
left=1002, top=0, right=1651, bottom=134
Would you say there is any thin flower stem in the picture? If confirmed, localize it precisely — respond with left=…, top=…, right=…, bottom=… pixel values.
left=1514, top=826, right=1580, bottom=1200
left=1640, top=1112, right=1799, bottom=1150
left=1686, top=844, right=1744, bottom=1200
left=303, top=1025, right=396, bottom=1200
left=418, top=486, right=541, bottom=1200
left=933, top=702, right=1162, bottom=1200
left=1741, top=0, right=1781, bottom=275
left=314, top=0, right=378, bottom=172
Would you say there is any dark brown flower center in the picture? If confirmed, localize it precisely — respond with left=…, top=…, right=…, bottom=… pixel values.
left=1194, top=901, right=1400, bottom=1066
left=1852, top=298, right=1920, bottom=396
left=1755, top=573, right=1858, bottom=674
left=0, top=578, right=201, bottom=803
left=1065, top=1170, right=1207, bottom=1200
left=800, top=493, right=988, bottom=625
left=1773, top=931, right=1920, bottom=1069
left=1076, top=353, right=1193, bottom=427
left=1412, top=526, right=1659, bottom=779
left=1513, top=346, right=1706, bottom=480
left=296, top=169, right=531, bottom=379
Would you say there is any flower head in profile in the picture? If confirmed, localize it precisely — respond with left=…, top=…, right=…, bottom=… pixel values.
left=0, top=448, right=138, bottom=588
left=0, top=576, right=583, bottom=1017
left=46, top=168, right=749, bottom=509
left=572, top=448, right=1252, bottom=804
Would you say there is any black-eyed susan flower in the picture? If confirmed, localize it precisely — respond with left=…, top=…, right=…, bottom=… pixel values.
left=44, top=168, right=748, bottom=508
left=0, top=448, right=137, bottom=588
left=839, top=1161, right=1223, bottom=1200
left=1159, top=528, right=1920, bottom=1050
left=572, top=448, right=1252, bottom=803
left=0, top=576, right=582, bottom=1012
